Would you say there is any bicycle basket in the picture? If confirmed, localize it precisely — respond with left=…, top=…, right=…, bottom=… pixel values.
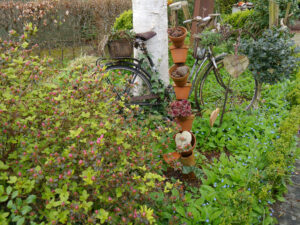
left=107, top=39, right=133, bottom=58
left=193, top=41, right=206, bottom=60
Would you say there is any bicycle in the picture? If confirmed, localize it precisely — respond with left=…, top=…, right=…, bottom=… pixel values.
left=96, top=31, right=169, bottom=107
left=184, top=14, right=257, bottom=115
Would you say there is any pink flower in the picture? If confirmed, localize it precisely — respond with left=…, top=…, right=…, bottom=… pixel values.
left=49, top=178, right=53, bottom=183
left=69, top=153, right=73, bottom=158
left=79, top=160, right=83, bottom=165
left=96, top=135, right=104, bottom=144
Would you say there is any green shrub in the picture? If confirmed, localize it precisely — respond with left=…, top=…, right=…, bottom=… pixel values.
left=223, top=10, right=255, bottom=29
left=0, top=25, right=182, bottom=225
left=215, top=0, right=237, bottom=14
left=287, top=70, right=300, bottom=106
left=113, top=10, right=133, bottom=31
left=240, top=27, right=298, bottom=85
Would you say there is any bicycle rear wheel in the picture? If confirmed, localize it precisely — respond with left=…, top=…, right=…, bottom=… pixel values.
left=104, top=65, right=155, bottom=106
left=194, top=56, right=256, bottom=113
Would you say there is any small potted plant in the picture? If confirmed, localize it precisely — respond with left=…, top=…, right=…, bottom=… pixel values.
left=174, top=131, right=196, bottom=166
left=169, top=100, right=195, bottom=131
left=169, top=64, right=189, bottom=87
left=168, top=26, right=187, bottom=48
left=107, top=10, right=135, bottom=58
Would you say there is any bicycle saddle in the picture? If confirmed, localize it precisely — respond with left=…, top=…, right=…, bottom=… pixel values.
left=135, top=31, right=157, bottom=41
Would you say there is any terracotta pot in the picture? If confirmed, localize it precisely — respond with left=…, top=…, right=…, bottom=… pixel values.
left=163, top=152, right=181, bottom=167
left=170, top=45, right=189, bottom=64
left=168, top=26, right=187, bottom=48
left=173, top=131, right=196, bottom=157
left=180, top=151, right=196, bottom=166
left=175, top=114, right=195, bottom=131
left=169, top=64, right=189, bottom=87
left=173, top=82, right=191, bottom=100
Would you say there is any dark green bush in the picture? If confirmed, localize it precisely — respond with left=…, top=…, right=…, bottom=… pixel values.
left=240, top=27, right=299, bottom=85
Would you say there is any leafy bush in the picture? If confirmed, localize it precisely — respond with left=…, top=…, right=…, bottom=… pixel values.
left=113, top=10, right=133, bottom=31
left=240, top=27, right=298, bottom=85
left=0, top=0, right=131, bottom=49
left=223, top=9, right=255, bottom=30
left=287, top=70, right=300, bottom=106
left=0, top=25, right=183, bottom=225
left=215, top=0, right=237, bottom=14
left=251, top=0, right=300, bottom=29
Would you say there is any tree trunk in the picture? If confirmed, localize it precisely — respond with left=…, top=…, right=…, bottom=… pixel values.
left=246, top=79, right=262, bottom=110
left=132, top=0, right=169, bottom=86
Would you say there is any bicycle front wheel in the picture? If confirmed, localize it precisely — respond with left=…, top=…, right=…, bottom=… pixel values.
left=104, top=65, right=154, bottom=106
left=194, top=56, right=256, bottom=113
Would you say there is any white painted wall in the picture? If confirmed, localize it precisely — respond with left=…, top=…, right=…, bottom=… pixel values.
left=132, top=0, right=169, bottom=86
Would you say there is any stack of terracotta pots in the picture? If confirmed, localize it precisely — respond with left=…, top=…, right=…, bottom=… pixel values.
left=167, top=26, right=196, bottom=167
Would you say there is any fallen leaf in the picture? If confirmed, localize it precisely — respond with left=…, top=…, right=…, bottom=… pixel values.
left=210, top=108, right=220, bottom=127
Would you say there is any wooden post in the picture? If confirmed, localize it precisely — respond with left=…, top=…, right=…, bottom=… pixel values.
left=269, top=0, right=279, bottom=28
left=191, top=0, right=214, bottom=46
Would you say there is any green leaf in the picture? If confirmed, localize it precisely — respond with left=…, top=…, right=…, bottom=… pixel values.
left=7, top=200, right=14, bottom=209
left=21, top=206, right=31, bottom=215
left=25, top=195, right=36, bottom=204
left=11, top=191, right=18, bottom=199
left=7, top=176, right=17, bottom=184
left=6, top=186, right=12, bottom=195
left=116, top=187, right=123, bottom=198
left=0, top=185, right=4, bottom=195
left=21, top=42, right=29, bottom=49
left=0, top=195, right=8, bottom=202
left=17, top=217, right=25, bottom=225
left=176, top=206, right=186, bottom=217
left=277, top=196, right=285, bottom=202
left=0, top=161, right=9, bottom=170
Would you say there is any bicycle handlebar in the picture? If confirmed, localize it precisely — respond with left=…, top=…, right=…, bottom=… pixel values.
left=183, top=13, right=220, bottom=24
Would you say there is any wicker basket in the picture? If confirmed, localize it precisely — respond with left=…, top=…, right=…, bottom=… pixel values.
left=107, top=39, right=133, bottom=58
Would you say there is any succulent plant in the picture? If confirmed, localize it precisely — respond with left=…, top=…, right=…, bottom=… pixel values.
left=169, top=100, right=192, bottom=118
left=175, top=131, right=192, bottom=152
left=171, top=65, right=189, bottom=78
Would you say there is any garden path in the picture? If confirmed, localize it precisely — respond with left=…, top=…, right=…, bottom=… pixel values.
left=274, top=134, right=300, bottom=225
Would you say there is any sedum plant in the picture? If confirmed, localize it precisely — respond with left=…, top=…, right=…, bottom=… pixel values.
left=169, top=100, right=192, bottom=118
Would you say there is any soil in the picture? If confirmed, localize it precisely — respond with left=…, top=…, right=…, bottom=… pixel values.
left=171, top=65, right=189, bottom=78
left=168, top=27, right=185, bottom=38
left=164, top=167, right=202, bottom=188
left=201, top=148, right=231, bottom=164
left=163, top=149, right=231, bottom=189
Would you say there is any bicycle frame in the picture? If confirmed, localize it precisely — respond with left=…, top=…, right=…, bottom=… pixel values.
left=188, top=45, right=227, bottom=97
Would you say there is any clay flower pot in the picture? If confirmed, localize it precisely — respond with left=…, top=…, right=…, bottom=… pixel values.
left=168, top=26, right=187, bottom=48
left=173, top=82, right=191, bottom=100
left=175, top=114, right=195, bottom=131
left=173, top=132, right=196, bottom=157
left=170, top=45, right=188, bottom=64
left=169, top=64, right=189, bottom=87
left=180, top=151, right=196, bottom=166
left=163, top=152, right=181, bottom=167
